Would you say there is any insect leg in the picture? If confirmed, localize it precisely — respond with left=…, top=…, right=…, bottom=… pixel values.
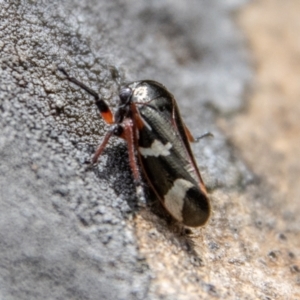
left=183, top=124, right=214, bottom=143
left=122, top=118, right=146, bottom=205
left=91, top=128, right=116, bottom=164
left=58, top=67, right=114, bottom=124
left=195, top=132, right=214, bottom=143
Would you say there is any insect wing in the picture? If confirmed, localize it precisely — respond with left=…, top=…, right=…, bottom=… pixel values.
left=129, top=81, right=210, bottom=227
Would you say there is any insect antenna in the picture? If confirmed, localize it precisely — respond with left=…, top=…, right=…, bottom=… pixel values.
left=58, top=67, right=114, bottom=124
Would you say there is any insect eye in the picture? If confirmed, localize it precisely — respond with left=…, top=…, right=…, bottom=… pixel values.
left=119, top=87, right=132, bottom=104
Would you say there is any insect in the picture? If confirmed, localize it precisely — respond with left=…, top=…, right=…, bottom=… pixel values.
left=58, top=67, right=210, bottom=227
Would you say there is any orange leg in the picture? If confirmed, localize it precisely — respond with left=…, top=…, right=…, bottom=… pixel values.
left=92, top=129, right=115, bottom=164
left=122, top=119, right=140, bottom=184
left=123, top=118, right=146, bottom=204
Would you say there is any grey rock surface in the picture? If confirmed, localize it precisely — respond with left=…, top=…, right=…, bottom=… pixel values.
left=0, top=1, right=252, bottom=299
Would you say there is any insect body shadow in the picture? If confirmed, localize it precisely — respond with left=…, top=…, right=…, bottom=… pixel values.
left=91, top=143, right=203, bottom=261
left=92, top=143, right=140, bottom=211
left=92, top=142, right=171, bottom=217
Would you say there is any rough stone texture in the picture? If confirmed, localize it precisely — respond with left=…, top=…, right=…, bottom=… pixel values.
left=1, top=0, right=298, bottom=299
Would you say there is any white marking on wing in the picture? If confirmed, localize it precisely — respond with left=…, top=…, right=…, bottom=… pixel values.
left=139, top=140, right=172, bottom=157
left=134, top=86, right=148, bottom=100
left=164, top=179, right=194, bottom=222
